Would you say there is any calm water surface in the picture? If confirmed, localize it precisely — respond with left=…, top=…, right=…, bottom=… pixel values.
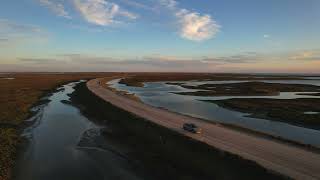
left=15, top=82, right=144, bottom=180
left=109, top=79, right=320, bottom=147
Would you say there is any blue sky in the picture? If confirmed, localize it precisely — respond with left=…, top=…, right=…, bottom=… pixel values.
left=0, top=0, right=319, bottom=73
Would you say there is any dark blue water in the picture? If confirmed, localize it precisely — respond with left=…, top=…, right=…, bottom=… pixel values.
left=15, top=82, right=144, bottom=180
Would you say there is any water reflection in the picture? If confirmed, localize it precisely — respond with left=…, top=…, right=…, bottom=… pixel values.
left=15, top=82, right=144, bottom=180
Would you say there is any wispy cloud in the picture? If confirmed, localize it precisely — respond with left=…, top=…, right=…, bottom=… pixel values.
left=0, top=19, right=42, bottom=35
left=289, top=50, right=320, bottom=61
left=0, top=19, right=48, bottom=46
left=16, top=51, right=267, bottom=72
left=15, top=53, right=220, bottom=72
left=19, top=58, right=62, bottom=64
left=160, top=0, right=220, bottom=41
left=203, top=54, right=262, bottom=64
left=15, top=49, right=320, bottom=73
left=118, top=0, right=156, bottom=12
left=0, top=38, right=9, bottom=42
left=39, top=0, right=71, bottom=19
left=159, top=0, right=177, bottom=9
left=74, top=0, right=138, bottom=26
left=34, top=0, right=219, bottom=40
left=263, top=34, right=270, bottom=38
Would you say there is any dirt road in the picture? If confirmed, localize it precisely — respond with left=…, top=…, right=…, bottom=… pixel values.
left=87, top=78, right=320, bottom=180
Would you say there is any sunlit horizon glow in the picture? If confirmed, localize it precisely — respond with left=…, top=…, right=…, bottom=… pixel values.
left=0, top=0, right=319, bottom=73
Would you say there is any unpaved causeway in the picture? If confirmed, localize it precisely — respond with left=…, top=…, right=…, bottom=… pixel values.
left=87, top=78, right=320, bottom=180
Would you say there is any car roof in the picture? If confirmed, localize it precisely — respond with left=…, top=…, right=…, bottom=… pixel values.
left=185, top=123, right=196, bottom=127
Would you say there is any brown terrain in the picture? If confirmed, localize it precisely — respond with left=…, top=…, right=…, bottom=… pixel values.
left=1, top=72, right=319, bottom=180
left=88, top=78, right=320, bottom=180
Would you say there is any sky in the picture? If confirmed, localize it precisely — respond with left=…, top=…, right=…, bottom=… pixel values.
left=0, top=0, right=319, bottom=73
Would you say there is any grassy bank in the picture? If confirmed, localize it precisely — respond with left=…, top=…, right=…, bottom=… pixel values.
left=69, top=82, right=288, bottom=180
left=206, top=98, right=320, bottom=130
left=0, top=73, right=118, bottom=180
left=174, top=81, right=320, bottom=96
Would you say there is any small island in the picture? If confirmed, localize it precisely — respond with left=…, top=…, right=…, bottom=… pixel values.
left=173, top=81, right=320, bottom=96
left=204, top=98, right=320, bottom=130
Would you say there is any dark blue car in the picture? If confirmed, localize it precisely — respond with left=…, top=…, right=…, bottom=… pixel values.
left=183, top=123, right=202, bottom=134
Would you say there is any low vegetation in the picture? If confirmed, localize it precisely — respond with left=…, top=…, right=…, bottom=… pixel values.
left=68, top=82, right=288, bottom=180
left=0, top=73, right=119, bottom=180
left=174, top=81, right=320, bottom=96
left=205, top=98, right=320, bottom=130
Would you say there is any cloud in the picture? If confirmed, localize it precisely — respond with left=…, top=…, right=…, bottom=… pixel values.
left=39, top=0, right=71, bottom=19
left=0, top=38, right=9, bottom=42
left=35, top=0, right=219, bottom=40
left=159, top=0, right=177, bottom=9
left=19, top=58, right=61, bottom=64
left=159, top=0, right=220, bottom=41
left=12, top=50, right=320, bottom=73
left=14, top=49, right=320, bottom=73
left=263, top=34, right=270, bottom=38
left=34, top=52, right=265, bottom=66
left=202, top=52, right=265, bottom=64
left=74, top=0, right=138, bottom=26
left=289, top=50, right=320, bottom=61
left=0, top=19, right=47, bottom=46
left=176, top=9, right=220, bottom=41
left=0, top=19, right=42, bottom=35
left=118, top=0, right=156, bottom=11
left=16, top=53, right=223, bottom=72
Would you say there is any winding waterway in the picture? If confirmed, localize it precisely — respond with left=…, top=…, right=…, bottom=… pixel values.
left=109, top=79, right=320, bottom=147
left=14, top=82, right=145, bottom=180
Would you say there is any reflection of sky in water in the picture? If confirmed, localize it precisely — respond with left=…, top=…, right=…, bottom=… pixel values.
left=16, top=81, right=144, bottom=180
left=109, top=79, right=320, bottom=147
